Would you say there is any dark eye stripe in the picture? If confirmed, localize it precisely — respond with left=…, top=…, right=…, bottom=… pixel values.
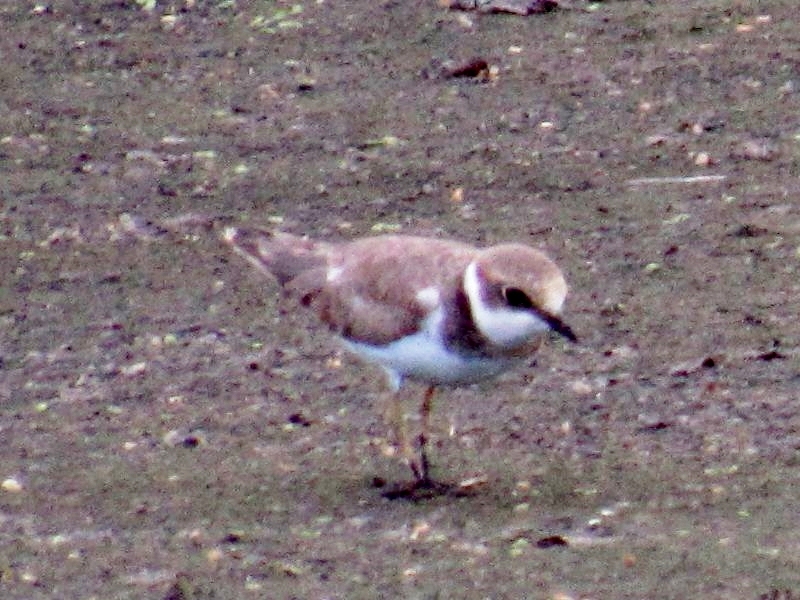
left=503, top=287, right=533, bottom=309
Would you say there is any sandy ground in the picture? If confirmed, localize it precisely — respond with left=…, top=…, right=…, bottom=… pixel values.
left=2, top=0, right=800, bottom=598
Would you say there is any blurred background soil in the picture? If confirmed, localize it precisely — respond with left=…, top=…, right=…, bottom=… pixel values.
left=1, top=1, right=800, bottom=598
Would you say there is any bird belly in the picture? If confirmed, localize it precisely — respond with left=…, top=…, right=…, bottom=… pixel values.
left=342, top=331, right=514, bottom=388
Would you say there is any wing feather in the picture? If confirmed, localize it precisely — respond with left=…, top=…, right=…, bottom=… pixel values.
left=313, top=236, right=475, bottom=345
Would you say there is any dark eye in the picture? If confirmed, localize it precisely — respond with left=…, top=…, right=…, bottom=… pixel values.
left=503, top=287, right=532, bottom=309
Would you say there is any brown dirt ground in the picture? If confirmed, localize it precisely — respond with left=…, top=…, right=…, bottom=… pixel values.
left=2, top=0, right=800, bottom=598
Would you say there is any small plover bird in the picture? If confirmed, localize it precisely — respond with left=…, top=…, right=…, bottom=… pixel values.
left=224, top=228, right=576, bottom=496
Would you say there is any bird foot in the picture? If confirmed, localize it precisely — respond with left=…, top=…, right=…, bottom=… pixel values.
left=379, top=474, right=488, bottom=501
left=380, top=477, right=456, bottom=500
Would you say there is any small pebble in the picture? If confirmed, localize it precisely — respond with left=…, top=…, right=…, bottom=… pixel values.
left=623, top=553, right=637, bottom=567
left=509, top=538, right=530, bottom=557
left=570, top=380, right=593, bottom=395
left=2, top=477, right=23, bottom=492
left=694, top=151, right=711, bottom=166
left=120, top=361, right=147, bottom=377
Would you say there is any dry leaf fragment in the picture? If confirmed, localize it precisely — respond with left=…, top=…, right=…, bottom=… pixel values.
left=447, top=58, right=489, bottom=78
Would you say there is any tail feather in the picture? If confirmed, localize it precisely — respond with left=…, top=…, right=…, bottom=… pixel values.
left=223, top=227, right=330, bottom=286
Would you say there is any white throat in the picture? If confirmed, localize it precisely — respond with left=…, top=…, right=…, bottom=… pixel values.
left=463, top=261, right=550, bottom=349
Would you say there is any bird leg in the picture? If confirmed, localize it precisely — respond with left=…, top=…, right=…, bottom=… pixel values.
left=383, top=389, right=418, bottom=477
left=382, top=385, right=436, bottom=484
left=381, top=385, right=461, bottom=499
left=411, top=385, right=436, bottom=486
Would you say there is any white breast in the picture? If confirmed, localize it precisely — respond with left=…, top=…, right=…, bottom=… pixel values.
left=341, top=307, right=515, bottom=390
